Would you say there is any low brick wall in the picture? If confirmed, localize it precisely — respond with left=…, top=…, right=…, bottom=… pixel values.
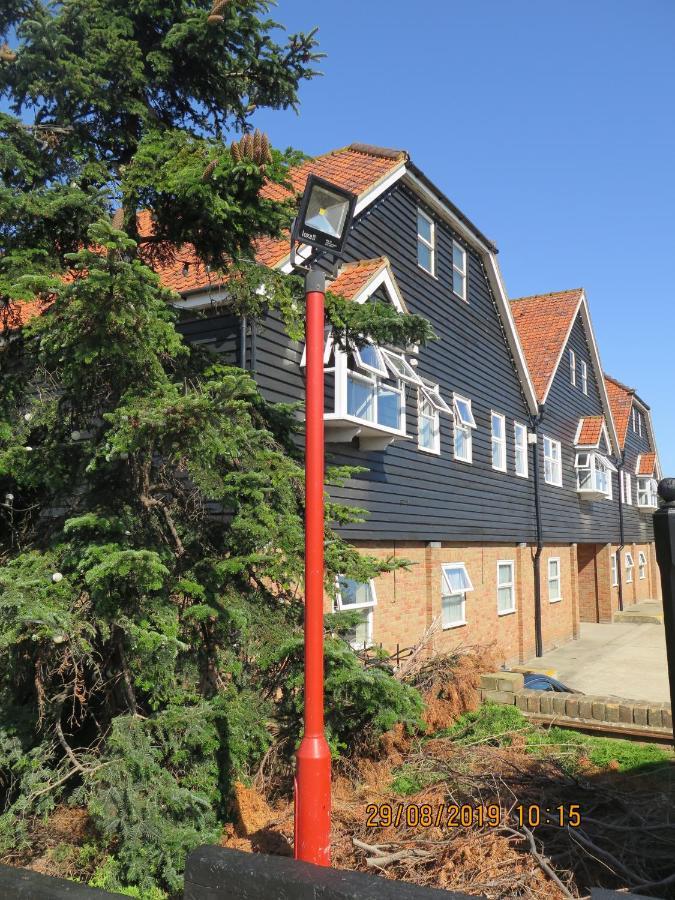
left=480, top=673, right=673, bottom=739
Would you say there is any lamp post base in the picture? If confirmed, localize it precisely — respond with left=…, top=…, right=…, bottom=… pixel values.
left=294, top=734, right=331, bottom=866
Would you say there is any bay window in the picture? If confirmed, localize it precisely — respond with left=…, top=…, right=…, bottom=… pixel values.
left=637, top=477, right=658, bottom=510
left=575, top=451, right=615, bottom=499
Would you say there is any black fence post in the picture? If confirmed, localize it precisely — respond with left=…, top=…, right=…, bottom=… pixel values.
left=653, top=478, right=675, bottom=748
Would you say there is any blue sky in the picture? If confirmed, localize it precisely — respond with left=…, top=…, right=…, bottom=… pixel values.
left=254, top=0, right=675, bottom=471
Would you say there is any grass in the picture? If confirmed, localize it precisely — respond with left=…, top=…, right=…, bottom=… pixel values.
left=442, top=703, right=673, bottom=773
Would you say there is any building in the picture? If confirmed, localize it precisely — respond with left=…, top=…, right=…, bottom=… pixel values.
left=2, top=143, right=663, bottom=665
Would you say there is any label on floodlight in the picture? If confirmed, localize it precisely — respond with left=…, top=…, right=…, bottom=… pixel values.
left=300, top=229, right=339, bottom=250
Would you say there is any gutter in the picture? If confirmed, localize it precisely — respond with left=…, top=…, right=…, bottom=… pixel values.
left=616, top=453, right=625, bottom=612
left=530, top=405, right=545, bottom=657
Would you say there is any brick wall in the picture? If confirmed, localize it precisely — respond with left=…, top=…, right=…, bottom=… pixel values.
left=348, top=540, right=578, bottom=666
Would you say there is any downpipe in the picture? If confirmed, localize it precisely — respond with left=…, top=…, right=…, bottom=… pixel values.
left=530, top=406, right=545, bottom=657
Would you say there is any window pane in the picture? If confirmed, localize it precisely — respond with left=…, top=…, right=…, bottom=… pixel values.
left=376, top=384, right=401, bottom=429
left=492, top=441, right=504, bottom=469
left=454, top=398, right=475, bottom=426
left=346, top=609, right=371, bottom=647
left=549, top=559, right=559, bottom=577
left=443, top=566, right=472, bottom=592
left=417, top=212, right=432, bottom=244
left=498, top=586, right=513, bottom=612
left=453, top=242, right=465, bottom=272
left=453, top=269, right=465, bottom=297
left=442, top=592, right=464, bottom=627
left=417, top=242, right=432, bottom=272
left=498, top=564, right=512, bottom=586
left=347, top=374, right=375, bottom=421
left=455, top=424, right=470, bottom=459
left=491, top=414, right=504, bottom=438
left=338, top=577, right=374, bottom=607
left=549, top=579, right=561, bottom=600
left=357, top=344, right=384, bottom=373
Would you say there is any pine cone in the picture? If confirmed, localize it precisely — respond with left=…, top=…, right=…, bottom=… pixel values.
left=202, top=158, right=218, bottom=181
left=231, top=141, right=241, bottom=163
left=211, top=0, right=229, bottom=14
left=207, top=14, right=224, bottom=25
left=0, top=43, right=17, bottom=63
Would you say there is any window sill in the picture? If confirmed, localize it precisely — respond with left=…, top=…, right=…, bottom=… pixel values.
left=515, top=471, right=529, bottom=479
left=577, top=488, right=610, bottom=501
left=498, top=608, right=516, bottom=617
left=452, top=290, right=468, bottom=303
left=453, top=455, right=473, bottom=465
left=549, top=597, right=562, bottom=604
left=638, top=505, right=657, bottom=513
left=324, top=414, right=408, bottom=450
left=492, top=464, right=508, bottom=474
left=418, top=444, right=441, bottom=456
left=417, top=263, right=438, bottom=281
left=442, top=621, right=466, bottom=630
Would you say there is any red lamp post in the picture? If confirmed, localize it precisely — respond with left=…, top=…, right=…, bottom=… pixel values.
left=291, top=176, right=356, bottom=867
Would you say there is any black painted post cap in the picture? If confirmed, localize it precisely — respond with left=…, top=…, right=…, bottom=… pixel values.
left=658, top=478, right=675, bottom=504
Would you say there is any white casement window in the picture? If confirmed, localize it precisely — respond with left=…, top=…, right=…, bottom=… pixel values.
left=632, top=408, right=637, bottom=432
left=417, top=384, right=451, bottom=454
left=514, top=422, right=528, bottom=478
left=581, top=360, right=588, bottom=395
left=575, top=452, right=615, bottom=499
left=491, top=412, right=507, bottom=472
left=453, top=394, right=476, bottom=463
left=543, top=436, right=562, bottom=486
left=638, top=412, right=643, bottom=437
left=638, top=551, right=647, bottom=580
left=622, top=471, right=633, bottom=506
left=611, top=552, right=618, bottom=587
left=452, top=240, right=467, bottom=300
left=569, top=349, right=576, bottom=386
left=497, top=561, right=516, bottom=615
left=417, top=209, right=435, bottom=275
left=344, top=343, right=424, bottom=433
left=548, top=557, right=562, bottom=602
left=625, top=552, right=634, bottom=583
left=336, top=576, right=377, bottom=649
left=637, top=477, right=658, bottom=509
left=441, top=563, right=473, bottom=628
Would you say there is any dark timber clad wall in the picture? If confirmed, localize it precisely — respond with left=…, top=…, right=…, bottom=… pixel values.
left=539, top=315, right=654, bottom=545
left=622, top=402, right=656, bottom=544
left=182, top=182, right=538, bottom=544
left=177, top=182, right=655, bottom=548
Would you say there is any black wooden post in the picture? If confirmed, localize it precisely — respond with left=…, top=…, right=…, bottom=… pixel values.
left=652, top=478, right=675, bottom=747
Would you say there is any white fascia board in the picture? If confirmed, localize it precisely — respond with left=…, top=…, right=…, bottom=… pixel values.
left=173, top=289, right=229, bottom=310
left=576, top=293, right=622, bottom=458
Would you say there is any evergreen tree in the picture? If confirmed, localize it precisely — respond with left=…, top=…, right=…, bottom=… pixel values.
left=0, top=3, right=432, bottom=893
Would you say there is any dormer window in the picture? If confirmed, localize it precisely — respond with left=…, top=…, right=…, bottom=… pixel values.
left=637, top=477, right=658, bottom=510
left=575, top=451, right=615, bottom=500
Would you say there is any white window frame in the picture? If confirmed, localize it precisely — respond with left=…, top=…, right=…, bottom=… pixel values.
left=452, top=240, right=467, bottom=301
left=497, top=560, right=516, bottom=615
left=543, top=436, right=562, bottom=486
left=610, top=552, right=618, bottom=587
left=625, top=552, right=634, bottom=583
left=569, top=349, right=576, bottom=386
left=548, top=557, right=562, bottom=602
left=418, top=389, right=440, bottom=455
left=335, top=576, right=377, bottom=649
left=622, top=471, right=633, bottom=506
left=581, top=360, right=588, bottom=395
left=637, top=476, right=658, bottom=509
left=440, top=563, right=473, bottom=629
left=514, top=422, right=529, bottom=478
left=346, top=366, right=405, bottom=432
left=379, top=348, right=424, bottom=386
left=632, top=408, right=637, bottom=432
left=638, top=412, right=643, bottom=437
left=353, top=342, right=388, bottom=377
left=638, top=551, right=647, bottom=580
left=491, top=412, right=507, bottom=472
left=453, top=394, right=476, bottom=463
left=417, top=209, right=435, bottom=276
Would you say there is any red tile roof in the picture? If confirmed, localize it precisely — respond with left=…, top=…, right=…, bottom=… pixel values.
left=327, top=257, right=389, bottom=301
left=509, top=289, right=583, bottom=402
left=637, top=452, right=656, bottom=476
left=576, top=416, right=605, bottom=447
left=148, top=144, right=407, bottom=295
left=0, top=298, right=47, bottom=333
left=604, top=374, right=635, bottom=450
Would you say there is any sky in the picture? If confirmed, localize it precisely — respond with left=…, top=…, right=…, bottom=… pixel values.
left=253, top=0, right=675, bottom=471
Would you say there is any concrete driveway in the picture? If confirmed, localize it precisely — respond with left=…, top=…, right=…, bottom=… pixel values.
left=525, top=617, right=670, bottom=704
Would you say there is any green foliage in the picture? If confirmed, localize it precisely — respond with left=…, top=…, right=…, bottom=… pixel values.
left=0, top=1, right=435, bottom=894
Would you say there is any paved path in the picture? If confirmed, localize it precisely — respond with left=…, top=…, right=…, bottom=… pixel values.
left=525, top=617, right=670, bottom=703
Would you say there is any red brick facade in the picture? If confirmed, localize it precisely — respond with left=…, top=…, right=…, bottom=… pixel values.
left=334, top=538, right=660, bottom=665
